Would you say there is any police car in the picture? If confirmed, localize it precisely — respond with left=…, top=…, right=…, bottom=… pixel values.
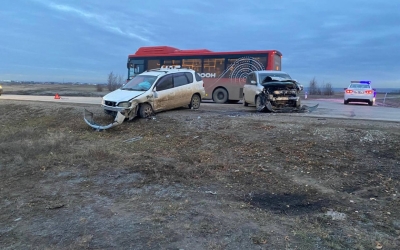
left=344, top=81, right=375, bottom=106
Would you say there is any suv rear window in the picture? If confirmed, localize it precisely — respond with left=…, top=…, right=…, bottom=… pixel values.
left=185, top=72, right=194, bottom=83
left=195, top=73, right=202, bottom=81
left=174, top=73, right=189, bottom=87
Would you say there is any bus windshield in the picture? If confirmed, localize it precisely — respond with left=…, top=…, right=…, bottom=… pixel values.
left=121, top=75, right=157, bottom=91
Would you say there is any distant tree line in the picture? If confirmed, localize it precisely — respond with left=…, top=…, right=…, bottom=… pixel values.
left=96, top=71, right=125, bottom=92
left=308, top=77, right=334, bottom=95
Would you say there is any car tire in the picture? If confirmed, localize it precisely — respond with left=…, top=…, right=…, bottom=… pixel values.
left=295, top=99, right=301, bottom=108
left=242, top=95, right=249, bottom=106
left=212, top=88, right=228, bottom=104
left=344, top=100, right=349, bottom=105
left=255, top=96, right=266, bottom=112
left=368, top=101, right=373, bottom=106
left=189, top=94, right=201, bottom=109
left=139, top=103, right=153, bottom=118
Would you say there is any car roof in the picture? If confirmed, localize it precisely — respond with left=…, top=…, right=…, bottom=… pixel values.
left=253, top=70, right=289, bottom=74
left=141, top=68, right=195, bottom=76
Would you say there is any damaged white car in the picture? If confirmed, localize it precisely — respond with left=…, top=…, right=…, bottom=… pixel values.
left=243, top=70, right=318, bottom=113
left=84, top=66, right=206, bottom=130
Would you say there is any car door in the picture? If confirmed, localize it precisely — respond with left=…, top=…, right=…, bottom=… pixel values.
left=152, top=74, right=175, bottom=112
left=243, top=72, right=258, bottom=104
left=172, top=72, right=191, bottom=107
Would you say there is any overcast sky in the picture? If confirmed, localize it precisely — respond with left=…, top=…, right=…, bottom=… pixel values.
left=1, top=0, right=399, bottom=88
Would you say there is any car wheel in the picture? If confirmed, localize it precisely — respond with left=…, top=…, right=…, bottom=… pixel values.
left=139, top=103, right=153, bottom=118
left=242, top=95, right=249, bottom=106
left=368, top=101, right=373, bottom=106
left=295, top=99, right=301, bottom=108
left=255, top=96, right=265, bottom=112
left=344, top=100, right=349, bottom=105
left=189, top=94, right=201, bottom=109
left=212, top=88, right=228, bottom=103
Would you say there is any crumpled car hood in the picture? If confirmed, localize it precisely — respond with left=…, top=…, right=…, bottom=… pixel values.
left=103, top=89, right=145, bottom=102
left=262, top=80, right=297, bottom=87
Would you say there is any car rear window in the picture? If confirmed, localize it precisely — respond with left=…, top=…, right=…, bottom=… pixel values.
left=195, top=73, right=202, bottom=81
left=174, top=73, right=189, bottom=87
left=185, top=72, right=193, bottom=83
left=350, top=84, right=370, bottom=88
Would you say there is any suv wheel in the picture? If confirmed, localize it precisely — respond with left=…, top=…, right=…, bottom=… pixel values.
left=212, top=88, right=228, bottom=103
left=255, top=96, right=266, bottom=112
left=189, top=94, right=201, bottom=109
left=139, top=103, right=153, bottom=118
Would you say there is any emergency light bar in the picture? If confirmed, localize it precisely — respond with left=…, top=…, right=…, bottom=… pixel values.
left=351, top=80, right=371, bottom=84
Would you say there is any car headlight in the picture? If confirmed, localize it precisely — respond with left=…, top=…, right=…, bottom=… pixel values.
left=118, top=102, right=131, bottom=108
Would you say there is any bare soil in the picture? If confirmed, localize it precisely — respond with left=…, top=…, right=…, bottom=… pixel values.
left=1, top=96, right=400, bottom=249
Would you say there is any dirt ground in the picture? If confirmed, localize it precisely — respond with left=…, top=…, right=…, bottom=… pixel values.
left=1, top=93, right=400, bottom=250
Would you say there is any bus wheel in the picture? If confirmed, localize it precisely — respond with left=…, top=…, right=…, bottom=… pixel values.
left=212, top=88, right=228, bottom=103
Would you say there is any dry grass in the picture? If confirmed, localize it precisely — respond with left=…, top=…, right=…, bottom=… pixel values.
left=0, top=100, right=400, bottom=249
left=1, top=83, right=109, bottom=97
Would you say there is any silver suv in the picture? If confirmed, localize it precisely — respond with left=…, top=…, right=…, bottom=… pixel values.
left=243, top=70, right=303, bottom=112
left=84, top=66, right=205, bottom=130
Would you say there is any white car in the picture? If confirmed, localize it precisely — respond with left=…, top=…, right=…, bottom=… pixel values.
left=242, top=70, right=303, bottom=112
left=84, top=66, right=205, bottom=130
left=344, top=81, right=375, bottom=106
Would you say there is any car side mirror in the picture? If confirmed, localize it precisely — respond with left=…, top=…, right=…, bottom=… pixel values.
left=153, top=87, right=158, bottom=98
left=251, top=80, right=256, bottom=84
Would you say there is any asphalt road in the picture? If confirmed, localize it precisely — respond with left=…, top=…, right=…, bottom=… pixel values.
left=1, top=94, right=400, bottom=122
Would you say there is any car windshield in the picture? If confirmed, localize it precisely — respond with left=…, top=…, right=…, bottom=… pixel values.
left=349, top=84, right=370, bottom=89
left=259, top=73, right=292, bottom=82
left=121, top=75, right=157, bottom=91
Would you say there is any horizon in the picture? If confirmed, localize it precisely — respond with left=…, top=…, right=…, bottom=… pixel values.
left=1, top=0, right=399, bottom=88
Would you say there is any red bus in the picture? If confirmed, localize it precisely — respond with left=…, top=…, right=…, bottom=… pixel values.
left=127, top=46, right=282, bottom=103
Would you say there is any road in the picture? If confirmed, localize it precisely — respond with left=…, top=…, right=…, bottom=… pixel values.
left=1, top=94, right=400, bottom=122
left=0, top=94, right=102, bottom=105
left=297, top=98, right=400, bottom=122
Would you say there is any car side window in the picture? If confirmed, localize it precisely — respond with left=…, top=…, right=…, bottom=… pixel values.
left=195, top=73, right=202, bottom=81
left=185, top=72, right=194, bottom=83
left=246, top=73, right=256, bottom=85
left=156, top=75, right=173, bottom=91
left=173, top=73, right=189, bottom=87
